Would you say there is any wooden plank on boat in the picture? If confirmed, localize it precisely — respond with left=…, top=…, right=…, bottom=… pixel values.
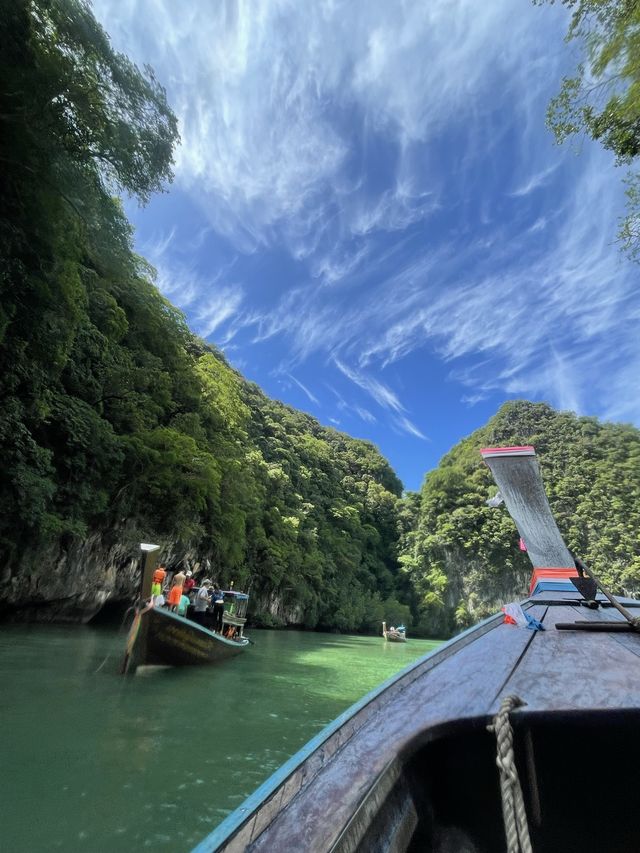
left=567, top=602, right=637, bottom=622
left=244, top=613, right=545, bottom=853
left=491, top=604, right=640, bottom=714
left=481, top=449, right=574, bottom=570
left=610, top=632, right=640, bottom=659
left=554, top=599, right=639, bottom=631
left=566, top=602, right=640, bottom=658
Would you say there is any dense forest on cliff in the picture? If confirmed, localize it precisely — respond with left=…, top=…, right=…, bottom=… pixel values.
left=399, top=401, right=640, bottom=636
left=0, top=0, right=409, bottom=630
left=3, top=2, right=640, bottom=638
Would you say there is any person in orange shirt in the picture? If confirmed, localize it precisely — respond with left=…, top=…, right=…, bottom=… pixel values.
left=151, top=565, right=166, bottom=599
left=167, top=569, right=186, bottom=612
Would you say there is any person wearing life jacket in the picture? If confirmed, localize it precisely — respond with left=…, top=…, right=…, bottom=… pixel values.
left=151, top=565, right=166, bottom=604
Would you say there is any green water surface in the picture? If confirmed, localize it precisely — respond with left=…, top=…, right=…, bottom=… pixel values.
left=0, top=625, right=440, bottom=852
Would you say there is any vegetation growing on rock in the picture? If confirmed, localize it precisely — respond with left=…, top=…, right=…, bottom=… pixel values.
left=399, top=401, right=640, bottom=636
left=0, top=0, right=408, bottom=630
left=2, top=3, right=639, bottom=637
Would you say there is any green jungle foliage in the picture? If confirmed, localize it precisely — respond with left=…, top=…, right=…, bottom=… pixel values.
left=400, top=400, right=640, bottom=636
left=537, top=0, right=640, bottom=259
left=0, top=0, right=409, bottom=632
left=3, top=3, right=639, bottom=638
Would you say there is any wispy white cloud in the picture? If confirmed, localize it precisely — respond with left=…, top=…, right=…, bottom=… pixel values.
left=396, top=416, right=428, bottom=440
left=286, top=373, right=319, bottom=405
left=196, top=287, right=245, bottom=338
left=528, top=217, right=548, bottom=234
left=241, top=138, right=640, bottom=425
left=334, top=358, right=426, bottom=439
left=324, top=386, right=377, bottom=426
left=143, top=230, right=244, bottom=339
left=334, top=359, right=405, bottom=413
left=348, top=185, right=439, bottom=238
left=91, top=0, right=640, bottom=434
left=354, top=406, right=376, bottom=424
left=310, top=244, right=370, bottom=287
left=461, top=393, right=488, bottom=407
left=93, top=0, right=561, bottom=259
left=509, top=163, right=560, bottom=197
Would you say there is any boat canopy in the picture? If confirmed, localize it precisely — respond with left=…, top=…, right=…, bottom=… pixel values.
left=223, top=590, right=249, bottom=619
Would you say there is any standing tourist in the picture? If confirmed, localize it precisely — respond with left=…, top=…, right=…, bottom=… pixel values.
left=211, top=583, right=225, bottom=634
left=193, top=579, right=211, bottom=625
left=177, top=592, right=190, bottom=617
left=183, top=571, right=195, bottom=596
left=151, top=564, right=166, bottom=599
left=167, top=568, right=186, bottom=613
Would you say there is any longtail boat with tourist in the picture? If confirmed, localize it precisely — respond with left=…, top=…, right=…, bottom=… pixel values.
left=382, top=621, right=407, bottom=642
left=192, top=446, right=640, bottom=853
left=121, top=545, right=250, bottom=674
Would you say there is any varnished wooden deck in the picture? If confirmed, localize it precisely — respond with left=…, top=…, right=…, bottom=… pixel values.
left=193, top=592, right=640, bottom=853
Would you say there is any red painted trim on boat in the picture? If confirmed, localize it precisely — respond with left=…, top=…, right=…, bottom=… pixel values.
left=529, top=567, right=579, bottom=592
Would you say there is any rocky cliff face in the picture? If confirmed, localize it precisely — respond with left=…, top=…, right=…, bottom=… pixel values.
left=248, top=593, right=305, bottom=628
left=0, top=529, right=309, bottom=626
left=441, top=548, right=530, bottom=634
left=0, top=528, right=217, bottom=623
left=1, top=530, right=147, bottom=623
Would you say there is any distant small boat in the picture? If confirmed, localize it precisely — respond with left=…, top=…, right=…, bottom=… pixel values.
left=382, top=621, right=407, bottom=642
left=121, top=545, right=250, bottom=674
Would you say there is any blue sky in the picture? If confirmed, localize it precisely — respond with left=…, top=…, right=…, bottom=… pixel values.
left=92, top=0, right=639, bottom=491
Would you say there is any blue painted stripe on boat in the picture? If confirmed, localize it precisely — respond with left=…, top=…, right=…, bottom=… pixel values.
left=531, top=582, right=576, bottom=592
left=191, top=611, right=507, bottom=853
left=531, top=580, right=577, bottom=593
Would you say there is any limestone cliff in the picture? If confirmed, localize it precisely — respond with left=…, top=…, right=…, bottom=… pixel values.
left=0, top=529, right=310, bottom=626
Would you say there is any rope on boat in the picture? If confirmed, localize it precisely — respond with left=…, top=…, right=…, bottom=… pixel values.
left=488, top=695, right=533, bottom=853
left=93, top=604, right=137, bottom=673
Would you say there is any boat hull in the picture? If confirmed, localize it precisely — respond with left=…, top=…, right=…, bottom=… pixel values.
left=191, top=594, right=640, bottom=853
left=123, top=606, right=248, bottom=673
left=384, top=634, right=406, bottom=643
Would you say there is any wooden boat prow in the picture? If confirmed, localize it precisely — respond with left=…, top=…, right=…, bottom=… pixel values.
left=192, top=447, right=640, bottom=852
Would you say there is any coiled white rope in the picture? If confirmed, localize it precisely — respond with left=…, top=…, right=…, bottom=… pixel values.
left=487, top=695, right=533, bottom=853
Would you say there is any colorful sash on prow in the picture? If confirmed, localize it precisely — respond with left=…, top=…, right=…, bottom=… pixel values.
left=480, top=446, right=578, bottom=596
